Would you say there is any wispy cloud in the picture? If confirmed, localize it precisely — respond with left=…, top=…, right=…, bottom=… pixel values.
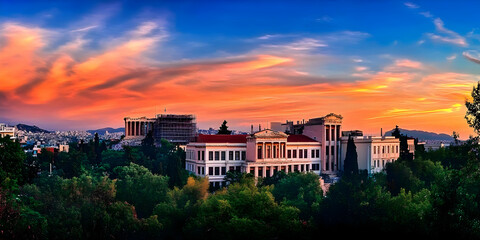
left=427, top=18, right=467, bottom=47
left=70, top=25, right=98, bottom=33
left=463, top=50, right=480, bottom=64
left=446, top=54, right=457, bottom=61
left=404, top=2, right=420, bottom=9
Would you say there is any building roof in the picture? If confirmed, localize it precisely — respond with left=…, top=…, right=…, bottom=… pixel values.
left=196, top=134, right=248, bottom=143
left=287, top=135, right=318, bottom=143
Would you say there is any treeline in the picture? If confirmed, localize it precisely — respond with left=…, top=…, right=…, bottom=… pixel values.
left=3, top=132, right=480, bottom=239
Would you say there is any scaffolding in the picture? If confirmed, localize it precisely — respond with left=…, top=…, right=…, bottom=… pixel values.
left=153, top=114, right=197, bottom=145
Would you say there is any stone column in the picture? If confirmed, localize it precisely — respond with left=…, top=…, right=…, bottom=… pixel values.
left=128, top=121, right=132, bottom=136
left=254, top=166, right=258, bottom=178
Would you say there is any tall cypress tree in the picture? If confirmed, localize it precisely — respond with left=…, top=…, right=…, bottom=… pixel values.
left=343, top=136, right=358, bottom=177
left=217, top=120, right=232, bottom=135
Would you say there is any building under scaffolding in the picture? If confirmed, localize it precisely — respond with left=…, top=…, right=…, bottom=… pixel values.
left=153, top=114, right=197, bottom=146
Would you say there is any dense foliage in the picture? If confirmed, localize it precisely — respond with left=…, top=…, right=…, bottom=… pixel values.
left=3, top=128, right=480, bottom=238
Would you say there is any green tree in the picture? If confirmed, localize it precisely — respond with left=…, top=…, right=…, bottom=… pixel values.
left=141, top=130, right=156, bottom=161
left=217, top=120, right=232, bottom=135
left=343, top=136, right=359, bottom=178
left=272, top=172, right=323, bottom=220
left=0, top=136, right=26, bottom=188
left=114, top=163, right=170, bottom=218
left=153, top=177, right=209, bottom=238
left=184, top=181, right=304, bottom=239
left=465, top=81, right=480, bottom=134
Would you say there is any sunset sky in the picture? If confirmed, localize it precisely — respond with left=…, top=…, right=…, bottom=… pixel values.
left=1, top=0, right=480, bottom=138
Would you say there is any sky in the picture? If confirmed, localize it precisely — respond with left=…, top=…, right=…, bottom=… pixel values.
left=1, top=0, right=480, bottom=138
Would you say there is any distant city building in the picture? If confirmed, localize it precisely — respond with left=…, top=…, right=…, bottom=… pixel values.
left=124, top=114, right=197, bottom=146
left=421, top=141, right=450, bottom=152
left=342, top=130, right=363, bottom=137
left=154, top=114, right=196, bottom=146
left=124, top=116, right=155, bottom=138
left=0, top=123, right=16, bottom=139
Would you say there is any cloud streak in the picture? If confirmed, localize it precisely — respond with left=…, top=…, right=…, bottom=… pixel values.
left=0, top=18, right=475, bottom=138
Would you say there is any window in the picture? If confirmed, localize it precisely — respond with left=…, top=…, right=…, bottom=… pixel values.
left=221, top=167, right=226, bottom=175
left=316, top=149, right=320, bottom=158
left=209, top=167, right=213, bottom=175
left=221, top=151, right=226, bottom=160
left=267, top=146, right=271, bottom=158
left=198, top=151, right=201, bottom=160
left=198, top=166, right=201, bottom=174
left=202, top=167, right=205, bottom=175
left=312, top=149, right=315, bottom=158
left=374, top=147, right=376, bottom=154
left=293, top=150, right=297, bottom=158
left=331, top=146, right=335, bottom=155
left=326, top=127, right=330, bottom=141
left=241, top=151, right=246, bottom=160
left=202, top=151, right=205, bottom=161
left=326, top=147, right=329, bottom=155
left=396, top=145, right=399, bottom=153
left=235, top=151, right=240, bottom=160
left=230, top=151, right=234, bottom=160
left=215, top=151, right=220, bottom=161
left=257, top=146, right=262, bottom=159
left=288, top=150, right=291, bottom=158
left=215, top=167, right=220, bottom=175
left=331, top=129, right=335, bottom=141
left=273, top=145, right=277, bottom=158
left=209, top=151, right=213, bottom=161
left=312, top=164, right=320, bottom=171
left=299, top=149, right=303, bottom=158
left=304, top=149, right=308, bottom=158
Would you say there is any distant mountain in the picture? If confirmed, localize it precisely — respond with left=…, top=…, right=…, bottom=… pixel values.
left=87, top=127, right=125, bottom=135
left=384, top=128, right=454, bottom=142
left=16, top=124, right=50, bottom=133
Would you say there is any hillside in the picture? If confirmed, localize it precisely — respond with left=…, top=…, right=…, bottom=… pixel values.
left=16, top=124, right=50, bottom=133
left=87, top=127, right=125, bottom=135
left=384, top=128, right=454, bottom=142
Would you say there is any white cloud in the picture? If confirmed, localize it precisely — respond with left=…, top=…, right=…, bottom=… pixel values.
left=404, top=2, right=420, bottom=9
left=428, top=18, right=467, bottom=47
left=70, top=25, right=98, bottom=33
left=446, top=54, right=457, bottom=61
left=463, top=50, right=480, bottom=64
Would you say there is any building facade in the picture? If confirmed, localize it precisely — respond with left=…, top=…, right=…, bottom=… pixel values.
left=339, top=136, right=400, bottom=174
left=185, top=130, right=321, bottom=188
left=154, top=114, right=196, bottom=146
left=0, top=124, right=16, bottom=139
left=124, top=117, right=155, bottom=139
left=124, top=114, right=197, bottom=146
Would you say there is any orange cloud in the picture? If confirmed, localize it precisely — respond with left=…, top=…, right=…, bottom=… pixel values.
left=0, top=22, right=476, bottom=139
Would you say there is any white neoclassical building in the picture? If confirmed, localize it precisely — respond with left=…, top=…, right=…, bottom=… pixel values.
left=185, top=113, right=412, bottom=186
left=339, top=136, right=400, bottom=174
left=186, top=129, right=321, bottom=188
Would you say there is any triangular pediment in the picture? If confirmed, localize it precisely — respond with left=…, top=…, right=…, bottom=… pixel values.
left=252, top=129, right=288, bottom=139
left=323, top=113, right=343, bottom=120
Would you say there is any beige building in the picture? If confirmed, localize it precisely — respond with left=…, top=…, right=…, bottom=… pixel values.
left=339, top=136, right=401, bottom=174
left=0, top=124, right=16, bottom=139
